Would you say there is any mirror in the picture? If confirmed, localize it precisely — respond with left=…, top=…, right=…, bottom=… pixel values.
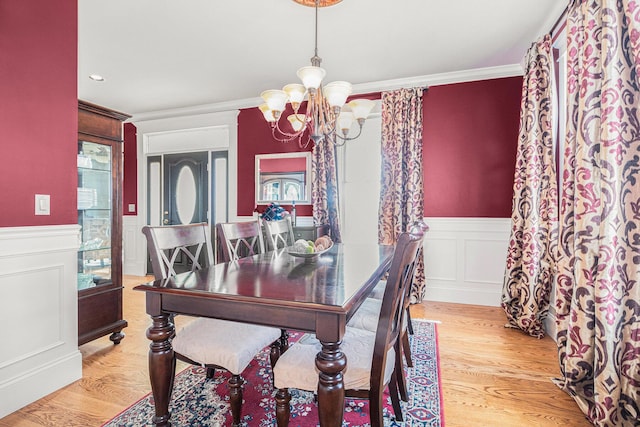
left=255, top=152, right=311, bottom=204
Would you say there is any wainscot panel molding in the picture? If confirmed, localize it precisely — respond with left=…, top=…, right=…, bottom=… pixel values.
left=123, top=216, right=145, bottom=276
left=422, top=217, right=510, bottom=306
left=0, top=225, right=82, bottom=418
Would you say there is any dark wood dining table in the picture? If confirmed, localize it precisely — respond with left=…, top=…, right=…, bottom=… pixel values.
left=134, top=242, right=394, bottom=427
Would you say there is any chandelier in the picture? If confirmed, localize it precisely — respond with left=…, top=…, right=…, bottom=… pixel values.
left=258, top=0, right=375, bottom=149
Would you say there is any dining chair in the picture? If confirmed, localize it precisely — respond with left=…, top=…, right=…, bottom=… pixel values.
left=348, top=220, right=429, bottom=401
left=216, top=219, right=290, bottom=361
left=142, top=222, right=282, bottom=427
left=263, top=216, right=295, bottom=250
left=272, top=227, right=426, bottom=427
left=216, top=220, right=266, bottom=262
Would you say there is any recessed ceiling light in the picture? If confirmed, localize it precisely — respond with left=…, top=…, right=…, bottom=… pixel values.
left=89, top=74, right=105, bottom=81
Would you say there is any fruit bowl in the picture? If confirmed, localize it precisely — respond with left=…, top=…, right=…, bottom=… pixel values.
left=287, top=242, right=333, bottom=263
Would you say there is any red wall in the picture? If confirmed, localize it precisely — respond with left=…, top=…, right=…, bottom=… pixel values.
left=423, top=77, right=522, bottom=217
left=0, top=1, right=78, bottom=227
left=236, top=79, right=521, bottom=219
left=123, top=123, right=138, bottom=216
left=260, top=157, right=306, bottom=173
left=237, top=107, right=313, bottom=217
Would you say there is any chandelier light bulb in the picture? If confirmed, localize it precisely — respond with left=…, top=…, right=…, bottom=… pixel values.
left=261, top=89, right=288, bottom=113
left=287, top=114, right=307, bottom=132
left=337, top=111, right=355, bottom=134
left=347, top=98, right=376, bottom=120
left=258, top=104, right=277, bottom=122
left=297, top=66, right=326, bottom=90
left=283, top=84, right=306, bottom=109
left=323, top=81, right=352, bottom=108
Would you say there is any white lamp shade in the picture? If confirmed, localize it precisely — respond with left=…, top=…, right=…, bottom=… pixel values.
left=337, top=111, right=355, bottom=132
left=287, top=114, right=306, bottom=132
left=297, top=66, right=326, bottom=90
left=347, top=99, right=376, bottom=120
left=259, top=104, right=276, bottom=122
left=283, top=84, right=306, bottom=105
left=323, top=81, right=352, bottom=108
left=261, top=89, right=288, bottom=112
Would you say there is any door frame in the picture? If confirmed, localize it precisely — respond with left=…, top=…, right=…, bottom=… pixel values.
left=125, top=111, right=239, bottom=277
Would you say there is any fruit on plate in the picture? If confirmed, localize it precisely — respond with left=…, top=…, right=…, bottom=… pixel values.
left=293, top=239, right=311, bottom=253
left=314, top=235, right=332, bottom=251
left=291, top=236, right=333, bottom=254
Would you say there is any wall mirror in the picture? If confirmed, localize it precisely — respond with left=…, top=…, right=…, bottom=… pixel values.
left=255, top=152, right=311, bottom=204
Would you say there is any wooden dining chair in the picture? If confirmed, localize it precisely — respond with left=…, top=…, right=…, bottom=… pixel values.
left=272, top=227, right=426, bottom=427
left=346, top=220, right=429, bottom=401
left=263, top=217, right=295, bottom=250
left=216, top=219, right=290, bottom=362
left=216, top=220, right=266, bottom=262
left=142, top=222, right=282, bottom=427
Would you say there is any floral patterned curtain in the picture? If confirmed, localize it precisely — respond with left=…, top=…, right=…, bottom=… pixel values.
left=501, top=34, right=559, bottom=339
left=553, top=0, right=640, bottom=424
left=378, top=87, right=426, bottom=303
left=311, top=136, right=342, bottom=243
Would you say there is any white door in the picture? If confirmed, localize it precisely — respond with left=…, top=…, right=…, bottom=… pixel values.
left=339, top=113, right=382, bottom=244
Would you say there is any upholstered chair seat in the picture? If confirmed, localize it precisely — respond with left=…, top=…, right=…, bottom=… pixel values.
left=173, top=317, right=282, bottom=375
left=273, top=328, right=395, bottom=392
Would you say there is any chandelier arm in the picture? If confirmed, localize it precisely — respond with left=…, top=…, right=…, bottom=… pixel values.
left=269, top=118, right=313, bottom=150
left=274, top=119, right=306, bottom=139
left=335, top=121, right=365, bottom=142
left=270, top=123, right=305, bottom=143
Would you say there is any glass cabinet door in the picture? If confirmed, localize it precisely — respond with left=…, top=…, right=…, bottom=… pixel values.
left=77, top=141, right=112, bottom=290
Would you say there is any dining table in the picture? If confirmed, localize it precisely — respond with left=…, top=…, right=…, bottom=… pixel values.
left=134, top=242, right=395, bottom=427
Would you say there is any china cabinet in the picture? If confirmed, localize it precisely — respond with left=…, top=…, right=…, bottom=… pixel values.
left=77, top=100, right=130, bottom=345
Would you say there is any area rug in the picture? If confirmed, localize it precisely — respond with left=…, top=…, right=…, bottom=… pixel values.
left=103, top=320, right=443, bottom=426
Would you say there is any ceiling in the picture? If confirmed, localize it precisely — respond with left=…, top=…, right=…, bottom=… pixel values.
left=78, top=0, right=567, bottom=118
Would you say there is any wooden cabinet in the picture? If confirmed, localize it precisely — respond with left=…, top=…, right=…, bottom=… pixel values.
left=293, top=224, right=330, bottom=242
left=77, top=100, right=130, bottom=345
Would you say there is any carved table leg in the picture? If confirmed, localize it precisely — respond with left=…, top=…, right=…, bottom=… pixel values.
left=146, top=313, right=175, bottom=427
left=315, top=340, right=346, bottom=427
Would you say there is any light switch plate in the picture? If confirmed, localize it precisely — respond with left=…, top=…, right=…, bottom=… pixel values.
left=128, top=203, right=136, bottom=213
left=35, top=194, right=50, bottom=215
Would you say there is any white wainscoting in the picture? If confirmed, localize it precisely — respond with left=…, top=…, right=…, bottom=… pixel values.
left=123, top=216, right=145, bottom=276
left=0, top=225, right=82, bottom=418
left=423, top=217, right=510, bottom=306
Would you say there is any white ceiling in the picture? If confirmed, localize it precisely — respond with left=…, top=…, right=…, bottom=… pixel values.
left=78, top=0, right=567, bottom=118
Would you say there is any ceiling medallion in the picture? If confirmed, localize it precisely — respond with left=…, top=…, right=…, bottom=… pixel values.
left=292, top=0, right=342, bottom=7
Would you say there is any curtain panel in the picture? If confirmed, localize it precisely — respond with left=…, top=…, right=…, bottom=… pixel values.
left=501, top=34, right=559, bottom=339
left=554, top=0, right=640, bottom=425
left=311, top=137, right=343, bottom=243
left=378, top=87, right=426, bottom=303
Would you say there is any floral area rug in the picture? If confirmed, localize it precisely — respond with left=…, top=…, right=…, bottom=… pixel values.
left=103, top=320, right=442, bottom=426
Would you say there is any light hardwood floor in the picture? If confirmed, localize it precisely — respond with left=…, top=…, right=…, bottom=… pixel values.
left=0, top=276, right=591, bottom=427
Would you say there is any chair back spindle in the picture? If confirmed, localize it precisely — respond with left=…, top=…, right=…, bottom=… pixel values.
left=216, top=220, right=266, bottom=262
left=263, top=217, right=295, bottom=250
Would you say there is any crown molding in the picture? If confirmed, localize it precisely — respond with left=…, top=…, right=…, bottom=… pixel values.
left=130, top=64, right=524, bottom=122
left=353, top=64, right=524, bottom=94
